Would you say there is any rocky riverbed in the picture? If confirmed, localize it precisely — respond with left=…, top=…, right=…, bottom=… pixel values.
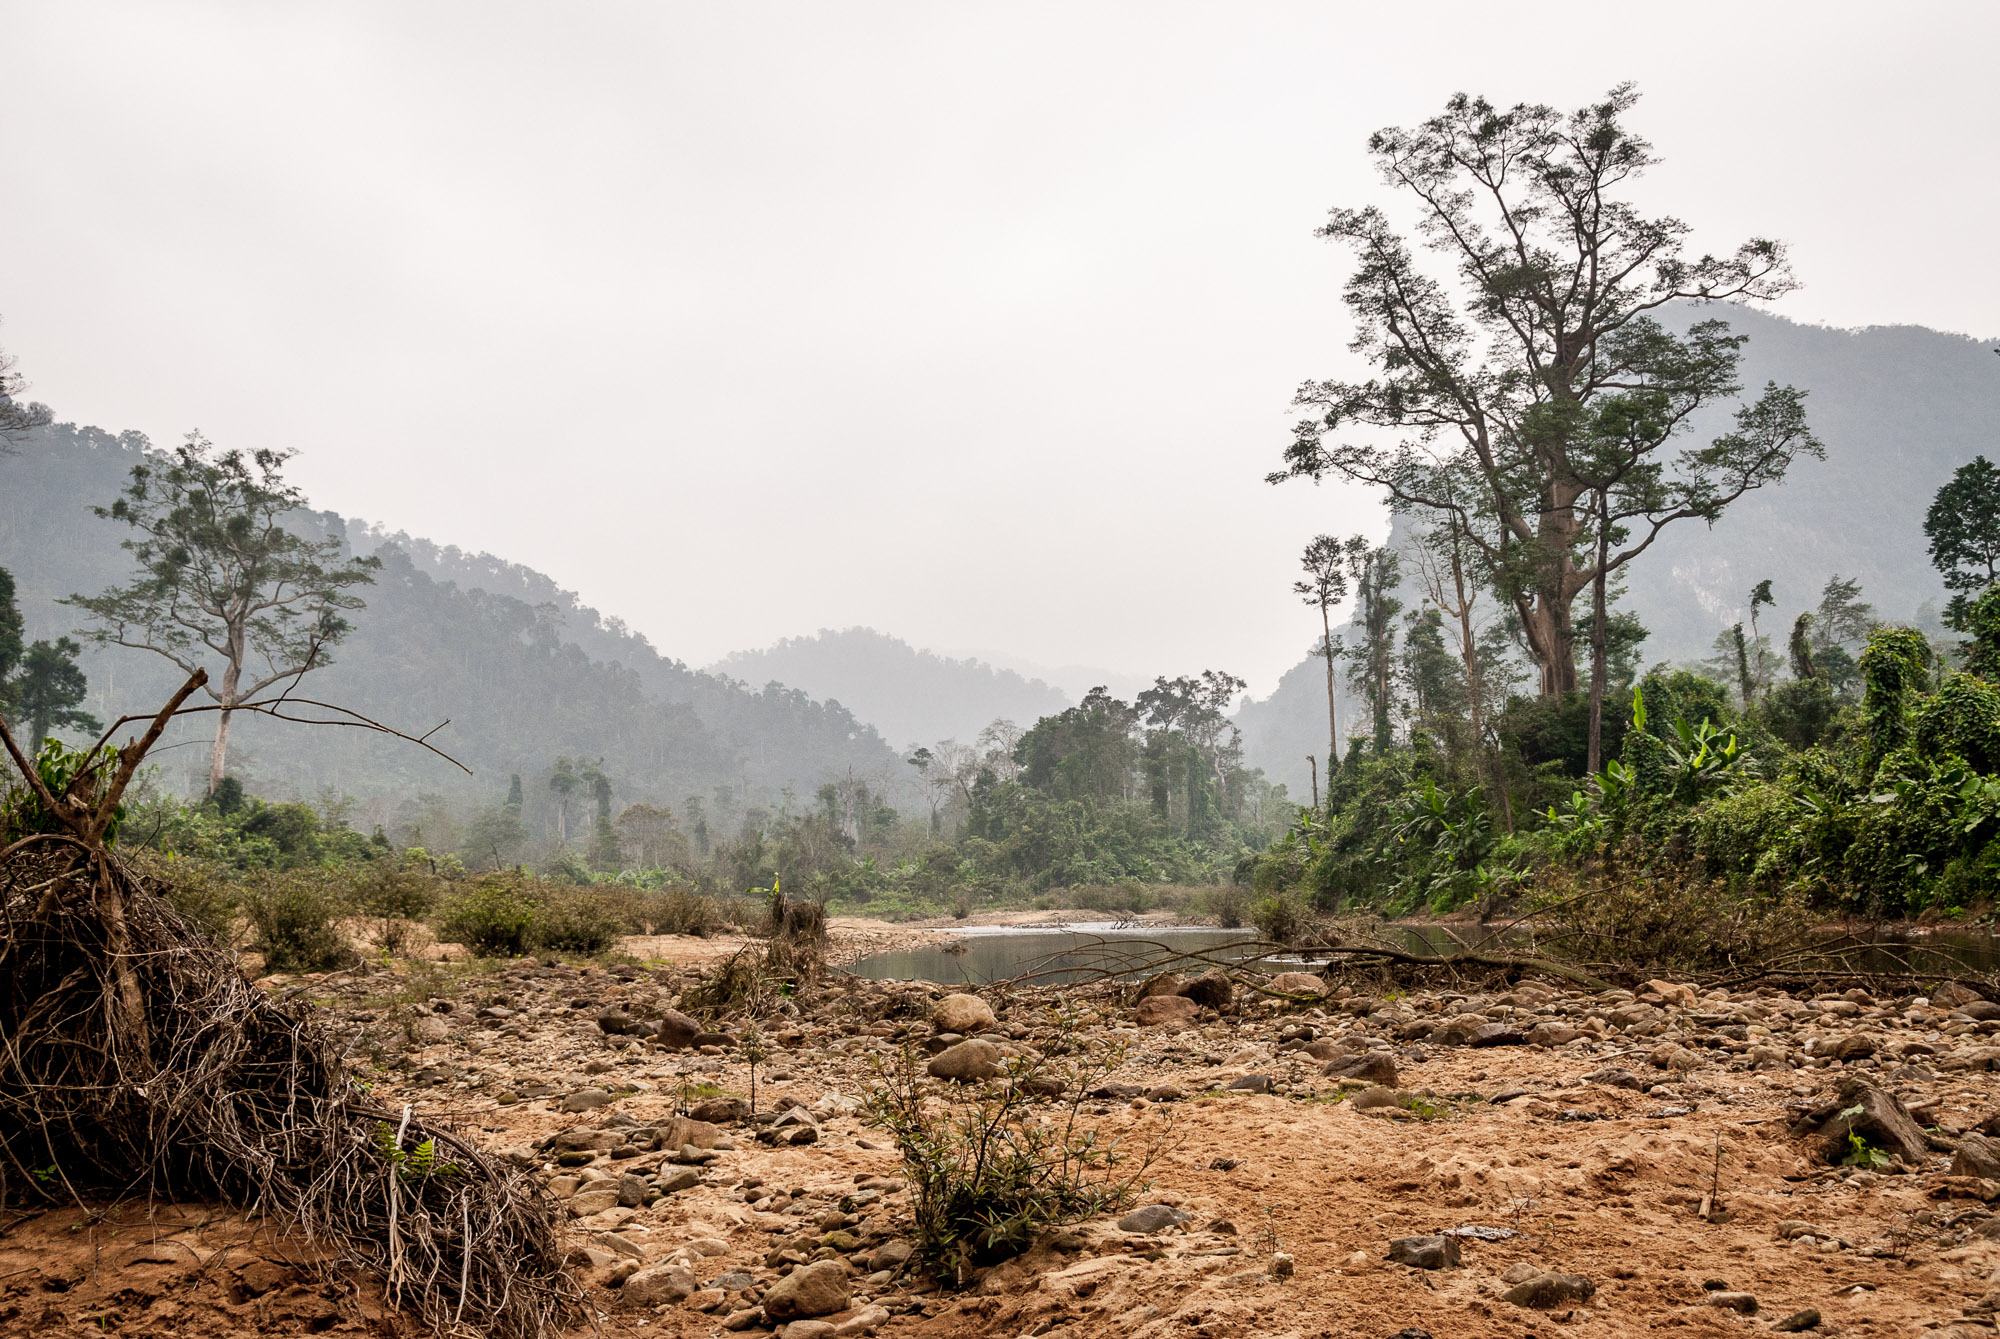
left=7, top=921, right=2000, bottom=1339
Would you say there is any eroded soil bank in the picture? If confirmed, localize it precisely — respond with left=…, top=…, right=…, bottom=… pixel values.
left=5, top=920, right=2000, bottom=1339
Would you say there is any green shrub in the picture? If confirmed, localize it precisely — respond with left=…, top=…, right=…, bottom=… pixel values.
left=530, top=887, right=625, bottom=954
left=1204, top=884, right=1248, bottom=928
left=863, top=1009, right=1158, bottom=1286
left=240, top=870, right=353, bottom=972
left=1251, top=889, right=1311, bottom=946
left=353, top=851, right=445, bottom=955
left=438, top=878, right=539, bottom=957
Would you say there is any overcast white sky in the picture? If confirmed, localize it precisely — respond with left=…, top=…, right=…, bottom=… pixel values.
left=4, top=1, right=1996, bottom=698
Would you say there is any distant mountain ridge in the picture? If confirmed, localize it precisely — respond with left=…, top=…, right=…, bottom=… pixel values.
left=1235, top=307, right=2000, bottom=799
left=709, top=628, right=1071, bottom=751
left=0, top=425, right=905, bottom=810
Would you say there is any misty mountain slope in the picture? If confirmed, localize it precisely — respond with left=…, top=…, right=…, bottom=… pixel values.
left=1237, top=309, right=2000, bottom=799
left=0, top=424, right=904, bottom=806
left=709, top=627, right=1071, bottom=751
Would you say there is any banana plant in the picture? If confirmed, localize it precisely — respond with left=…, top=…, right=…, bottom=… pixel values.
left=1662, top=715, right=1752, bottom=805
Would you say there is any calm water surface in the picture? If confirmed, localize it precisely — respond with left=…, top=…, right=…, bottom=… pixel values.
left=847, top=921, right=2000, bottom=985
left=847, top=924, right=1258, bottom=986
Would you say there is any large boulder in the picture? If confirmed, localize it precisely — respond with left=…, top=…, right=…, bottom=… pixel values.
left=927, top=1039, right=1003, bottom=1082
left=1790, top=1079, right=1929, bottom=1167
left=651, top=1009, right=702, bottom=1049
left=933, top=993, right=996, bottom=1034
left=1180, top=970, right=1234, bottom=1011
left=1953, top=1133, right=2000, bottom=1180
left=763, top=1260, right=851, bottom=1321
left=648, top=1115, right=725, bottom=1150
left=1135, top=995, right=1199, bottom=1027
left=1133, top=972, right=1185, bottom=1003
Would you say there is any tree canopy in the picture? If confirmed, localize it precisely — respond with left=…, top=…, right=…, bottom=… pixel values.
left=66, top=432, right=381, bottom=792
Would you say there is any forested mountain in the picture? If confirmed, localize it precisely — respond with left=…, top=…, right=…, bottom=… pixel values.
left=1237, top=308, right=2000, bottom=798
left=709, top=628, right=1070, bottom=752
left=0, top=424, right=906, bottom=815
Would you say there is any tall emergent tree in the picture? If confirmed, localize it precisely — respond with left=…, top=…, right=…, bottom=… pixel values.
left=1346, top=544, right=1402, bottom=752
left=67, top=432, right=379, bottom=794
left=1925, top=455, right=2000, bottom=623
left=11, top=638, right=101, bottom=751
left=1271, top=84, right=1821, bottom=773
left=1294, top=534, right=1360, bottom=775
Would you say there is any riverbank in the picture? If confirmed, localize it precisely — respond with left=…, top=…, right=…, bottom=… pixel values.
left=11, top=947, right=2000, bottom=1339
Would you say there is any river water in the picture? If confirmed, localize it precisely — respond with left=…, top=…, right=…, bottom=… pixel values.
left=845, top=920, right=2000, bottom=987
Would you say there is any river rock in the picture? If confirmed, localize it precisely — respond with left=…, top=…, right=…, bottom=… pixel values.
left=1961, top=1002, right=2000, bottom=1022
left=688, top=1097, right=750, bottom=1123
left=562, top=1089, right=612, bottom=1113
left=1706, top=1292, right=1758, bottom=1314
left=1136, top=995, right=1200, bottom=1026
left=1269, top=972, right=1326, bottom=997
left=1323, top=1051, right=1399, bottom=1086
left=653, top=1009, right=703, bottom=1049
left=1181, top=970, right=1235, bottom=1011
left=1792, top=1079, right=1928, bottom=1166
left=1772, top=1309, right=1822, bottom=1333
left=651, top=1116, right=726, bottom=1150
left=1503, top=1272, right=1596, bottom=1308
left=597, top=1007, right=639, bottom=1035
left=407, top=1014, right=450, bottom=1045
left=1119, top=1204, right=1192, bottom=1233
left=1385, top=1235, right=1459, bottom=1269
left=1954, top=1133, right=2000, bottom=1180
left=933, top=993, right=996, bottom=1034
left=621, top=1264, right=696, bottom=1306
left=1349, top=1085, right=1404, bottom=1111
left=1933, top=982, right=1984, bottom=1009
left=1133, top=972, right=1185, bottom=1002
left=927, top=1039, right=1003, bottom=1082
left=1643, top=980, right=1698, bottom=1008
left=1528, top=1022, right=1584, bottom=1047
left=763, top=1259, right=851, bottom=1321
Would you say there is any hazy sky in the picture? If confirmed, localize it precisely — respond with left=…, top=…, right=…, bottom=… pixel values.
left=5, top=2, right=1996, bottom=699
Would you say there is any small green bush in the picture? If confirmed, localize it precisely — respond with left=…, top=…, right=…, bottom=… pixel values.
left=240, top=870, right=352, bottom=972
left=530, top=887, right=625, bottom=954
left=1251, top=889, right=1311, bottom=946
left=438, top=879, right=539, bottom=957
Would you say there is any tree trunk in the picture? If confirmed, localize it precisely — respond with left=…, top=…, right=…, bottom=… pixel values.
left=1586, top=496, right=1610, bottom=777
left=1319, top=603, right=1338, bottom=770
left=207, top=704, right=234, bottom=795
left=208, top=629, right=244, bottom=795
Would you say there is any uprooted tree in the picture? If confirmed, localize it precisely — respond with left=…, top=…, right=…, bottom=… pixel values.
left=0, top=673, right=576, bottom=1338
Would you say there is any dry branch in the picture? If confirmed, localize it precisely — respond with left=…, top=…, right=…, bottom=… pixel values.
left=0, top=682, right=574, bottom=1338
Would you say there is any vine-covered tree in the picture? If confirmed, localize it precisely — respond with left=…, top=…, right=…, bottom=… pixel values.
left=1925, top=455, right=2000, bottom=622
left=1272, top=83, right=1821, bottom=771
left=67, top=433, right=379, bottom=793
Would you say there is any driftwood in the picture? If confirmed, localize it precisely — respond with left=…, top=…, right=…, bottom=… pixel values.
left=0, top=671, right=578, bottom=1338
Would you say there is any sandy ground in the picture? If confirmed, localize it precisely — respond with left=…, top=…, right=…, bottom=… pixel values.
left=7, top=945, right=2000, bottom=1339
